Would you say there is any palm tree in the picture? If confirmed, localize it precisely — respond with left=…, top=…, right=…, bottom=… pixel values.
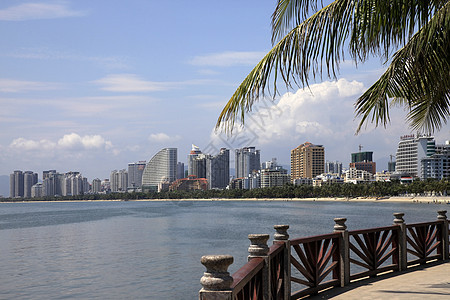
left=217, top=0, right=450, bottom=134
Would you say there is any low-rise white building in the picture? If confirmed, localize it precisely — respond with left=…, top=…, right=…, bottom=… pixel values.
left=344, top=168, right=373, bottom=183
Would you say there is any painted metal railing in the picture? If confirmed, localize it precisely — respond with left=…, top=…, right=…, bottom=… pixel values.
left=199, top=210, right=449, bottom=300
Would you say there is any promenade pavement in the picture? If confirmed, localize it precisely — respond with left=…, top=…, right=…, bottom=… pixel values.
left=310, top=261, right=450, bottom=299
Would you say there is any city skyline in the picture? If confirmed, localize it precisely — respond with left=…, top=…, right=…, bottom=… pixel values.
left=1, top=1, right=449, bottom=182
left=5, top=134, right=450, bottom=198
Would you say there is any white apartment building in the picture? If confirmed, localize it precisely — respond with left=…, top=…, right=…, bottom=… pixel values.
left=142, top=148, right=177, bottom=192
left=421, top=140, right=450, bottom=180
left=344, top=167, right=373, bottom=183
left=395, top=135, right=435, bottom=177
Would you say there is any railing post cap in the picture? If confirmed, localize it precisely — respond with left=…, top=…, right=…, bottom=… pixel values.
left=437, top=210, right=447, bottom=220
left=200, top=255, right=233, bottom=291
left=248, top=234, right=270, bottom=258
left=274, top=224, right=289, bottom=240
left=333, top=218, right=347, bottom=231
left=393, top=212, right=405, bottom=224
left=248, top=233, right=270, bottom=239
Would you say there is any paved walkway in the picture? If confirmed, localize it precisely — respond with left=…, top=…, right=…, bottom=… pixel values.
left=310, top=261, right=450, bottom=299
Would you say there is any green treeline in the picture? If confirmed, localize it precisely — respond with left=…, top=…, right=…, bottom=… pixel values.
left=2, top=179, right=449, bottom=202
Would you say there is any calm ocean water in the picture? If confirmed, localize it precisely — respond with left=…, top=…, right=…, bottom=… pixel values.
left=0, top=200, right=446, bottom=299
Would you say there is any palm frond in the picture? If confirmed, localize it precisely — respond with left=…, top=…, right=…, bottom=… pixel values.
left=355, top=1, right=450, bottom=133
left=350, top=0, right=446, bottom=62
left=218, top=0, right=450, bottom=133
left=217, top=0, right=355, bottom=132
left=272, top=0, right=325, bottom=43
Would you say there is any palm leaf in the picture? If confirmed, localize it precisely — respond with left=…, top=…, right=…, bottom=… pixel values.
left=355, top=1, right=450, bottom=133
left=217, top=0, right=450, bottom=133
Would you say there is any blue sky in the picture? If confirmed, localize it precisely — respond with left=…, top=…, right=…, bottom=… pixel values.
left=1, top=0, right=449, bottom=182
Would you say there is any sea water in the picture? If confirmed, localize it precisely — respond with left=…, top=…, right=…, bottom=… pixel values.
left=0, top=200, right=445, bottom=299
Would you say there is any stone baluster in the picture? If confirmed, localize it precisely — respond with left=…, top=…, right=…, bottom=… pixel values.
left=393, top=212, right=407, bottom=271
left=248, top=234, right=270, bottom=300
left=274, top=225, right=291, bottom=299
left=437, top=210, right=449, bottom=260
left=199, top=255, right=233, bottom=300
left=274, top=225, right=289, bottom=241
left=334, top=218, right=349, bottom=286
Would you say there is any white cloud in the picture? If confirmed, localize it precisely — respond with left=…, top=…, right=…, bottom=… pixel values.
left=94, top=74, right=169, bottom=92
left=212, top=79, right=367, bottom=145
left=9, top=133, right=113, bottom=152
left=0, top=1, right=87, bottom=21
left=0, top=78, right=61, bottom=93
left=57, top=133, right=112, bottom=150
left=9, top=137, right=56, bottom=151
left=189, top=51, right=266, bottom=67
left=149, top=133, right=181, bottom=143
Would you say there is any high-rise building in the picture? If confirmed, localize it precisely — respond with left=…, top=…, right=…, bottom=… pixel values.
left=291, top=142, right=325, bottom=180
left=261, top=158, right=278, bottom=170
left=31, top=183, right=43, bottom=198
left=61, top=171, right=85, bottom=196
left=395, top=135, right=435, bottom=177
left=421, top=140, right=450, bottom=180
left=142, top=148, right=177, bottom=192
left=128, top=161, right=146, bottom=189
left=351, top=152, right=373, bottom=163
left=110, top=169, right=128, bottom=192
left=10, top=170, right=24, bottom=198
left=23, top=171, right=38, bottom=198
left=92, top=178, right=102, bottom=194
left=176, top=162, right=185, bottom=179
left=43, top=170, right=56, bottom=180
left=102, top=179, right=111, bottom=193
left=42, top=170, right=63, bottom=197
left=235, top=147, right=260, bottom=178
left=388, top=161, right=396, bottom=172
left=349, top=151, right=376, bottom=175
left=188, top=144, right=202, bottom=176
left=206, top=148, right=230, bottom=189
left=325, top=161, right=343, bottom=176
left=191, top=154, right=207, bottom=179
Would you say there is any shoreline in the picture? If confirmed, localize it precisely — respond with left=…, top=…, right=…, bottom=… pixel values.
left=1, top=196, right=449, bottom=204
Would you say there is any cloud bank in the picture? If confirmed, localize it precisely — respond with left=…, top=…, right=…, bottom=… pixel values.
left=9, top=133, right=113, bottom=152
left=211, top=79, right=367, bottom=148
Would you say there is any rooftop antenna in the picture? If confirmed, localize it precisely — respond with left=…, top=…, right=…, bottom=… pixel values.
left=358, top=144, right=363, bottom=152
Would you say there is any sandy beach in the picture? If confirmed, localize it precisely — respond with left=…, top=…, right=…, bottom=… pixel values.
left=133, top=196, right=450, bottom=204
left=2, top=196, right=449, bottom=204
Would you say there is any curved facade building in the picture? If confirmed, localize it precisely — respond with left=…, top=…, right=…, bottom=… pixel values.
left=142, top=148, right=177, bottom=192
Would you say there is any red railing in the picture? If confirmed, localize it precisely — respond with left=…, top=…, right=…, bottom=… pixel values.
left=406, top=221, right=442, bottom=265
left=268, top=243, right=286, bottom=300
left=231, top=257, right=265, bottom=300
left=199, top=211, right=449, bottom=300
left=289, top=233, right=341, bottom=299
left=348, top=225, right=399, bottom=280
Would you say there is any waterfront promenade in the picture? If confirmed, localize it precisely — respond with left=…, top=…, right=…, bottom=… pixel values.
left=199, top=210, right=449, bottom=300
left=311, top=261, right=450, bottom=299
